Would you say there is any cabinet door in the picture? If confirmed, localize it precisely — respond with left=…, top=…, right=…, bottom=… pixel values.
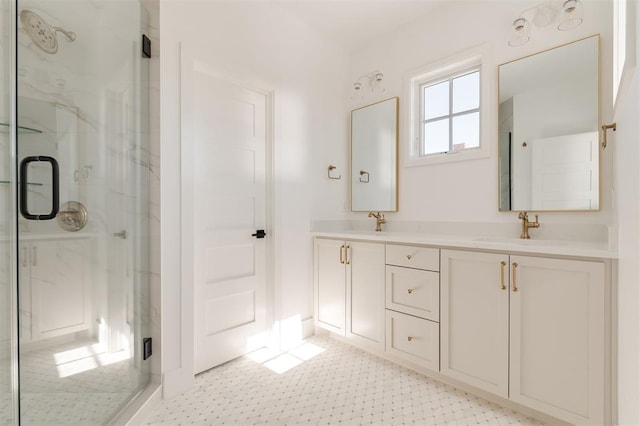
left=441, top=250, right=509, bottom=397
left=509, top=255, right=604, bottom=425
left=30, top=239, right=90, bottom=340
left=348, top=241, right=385, bottom=350
left=314, top=239, right=346, bottom=335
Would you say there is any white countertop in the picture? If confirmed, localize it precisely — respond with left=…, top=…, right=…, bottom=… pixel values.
left=312, top=230, right=617, bottom=259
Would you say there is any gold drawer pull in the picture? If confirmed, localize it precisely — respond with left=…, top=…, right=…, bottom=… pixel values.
left=500, top=261, right=506, bottom=290
left=406, top=254, right=412, bottom=260
left=407, top=336, right=413, bottom=342
left=407, top=288, right=413, bottom=294
left=512, top=262, right=519, bottom=292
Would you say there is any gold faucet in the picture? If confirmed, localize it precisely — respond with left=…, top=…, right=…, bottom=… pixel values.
left=368, top=211, right=386, bottom=232
left=518, top=211, right=540, bottom=239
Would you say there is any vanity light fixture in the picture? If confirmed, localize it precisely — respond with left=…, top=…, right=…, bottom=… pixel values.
left=508, top=0, right=584, bottom=47
left=351, top=70, right=385, bottom=99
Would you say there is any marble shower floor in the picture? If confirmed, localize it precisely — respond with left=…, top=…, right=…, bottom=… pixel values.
left=1, top=338, right=139, bottom=425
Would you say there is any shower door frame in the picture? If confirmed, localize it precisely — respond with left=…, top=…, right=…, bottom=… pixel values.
left=7, top=0, right=159, bottom=424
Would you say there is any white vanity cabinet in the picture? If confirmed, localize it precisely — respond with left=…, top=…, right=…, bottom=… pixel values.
left=20, top=237, right=91, bottom=342
left=314, top=238, right=385, bottom=351
left=440, top=250, right=509, bottom=397
left=441, top=249, right=606, bottom=425
left=385, top=244, right=440, bottom=371
left=314, top=239, right=346, bottom=334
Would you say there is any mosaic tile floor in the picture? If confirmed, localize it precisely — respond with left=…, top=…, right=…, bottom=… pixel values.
left=0, top=338, right=142, bottom=425
left=145, top=334, right=545, bottom=425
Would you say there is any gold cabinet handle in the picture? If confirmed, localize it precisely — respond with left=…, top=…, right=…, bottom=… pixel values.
left=406, top=254, right=412, bottom=260
left=407, top=336, right=413, bottom=342
left=339, top=245, right=345, bottom=264
left=512, top=262, right=518, bottom=292
left=407, top=288, right=413, bottom=294
left=500, top=261, right=506, bottom=290
left=345, top=245, right=351, bottom=265
left=21, top=246, right=27, bottom=268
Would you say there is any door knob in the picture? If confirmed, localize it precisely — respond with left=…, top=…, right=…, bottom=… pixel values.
left=251, top=229, right=266, bottom=239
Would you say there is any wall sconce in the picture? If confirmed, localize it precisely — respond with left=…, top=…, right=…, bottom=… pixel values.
left=508, top=0, right=583, bottom=47
left=352, top=70, right=385, bottom=99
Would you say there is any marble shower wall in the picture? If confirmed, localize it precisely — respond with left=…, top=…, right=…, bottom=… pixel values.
left=17, top=0, right=153, bottom=360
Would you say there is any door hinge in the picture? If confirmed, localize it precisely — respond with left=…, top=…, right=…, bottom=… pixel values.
left=142, top=34, right=151, bottom=58
left=143, top=337, right=152, bottom=360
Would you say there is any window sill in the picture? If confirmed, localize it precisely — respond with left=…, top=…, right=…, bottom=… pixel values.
left=404, top=146, right=489, bottom=167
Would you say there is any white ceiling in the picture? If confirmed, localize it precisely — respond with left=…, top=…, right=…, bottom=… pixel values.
left=273, top=1, right=447, bottom=52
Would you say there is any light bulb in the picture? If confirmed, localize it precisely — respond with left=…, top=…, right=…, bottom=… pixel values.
left=558, top=0, right=583, bottom=31
left=351, top=81, right=363, bottom=99
left=508, top=18, right=530, bottom=47
left=372, top=73, right=385, bottom=93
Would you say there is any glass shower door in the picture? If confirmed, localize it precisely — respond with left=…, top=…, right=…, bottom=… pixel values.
left=1, top=0, right=17, bottom=424
left=16, top=0, right=150, bottom=424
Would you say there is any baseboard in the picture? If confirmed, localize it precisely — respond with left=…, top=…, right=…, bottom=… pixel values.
left=301, top=317, right=314, bottom=339
left=162, top=366, right=195, bottom=399
left=109, top=383, right=161, bottom=425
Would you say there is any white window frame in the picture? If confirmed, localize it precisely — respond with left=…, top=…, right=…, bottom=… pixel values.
left=405, top=46, right=492, bottom=167
left=613, top=0, right=636, bottom=112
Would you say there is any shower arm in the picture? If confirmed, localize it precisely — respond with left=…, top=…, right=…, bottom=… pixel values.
left=52, top=26, right=76, bottom=41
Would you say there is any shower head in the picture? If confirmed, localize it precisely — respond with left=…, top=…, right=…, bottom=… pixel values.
left=20, top=10, right=76, bottom=54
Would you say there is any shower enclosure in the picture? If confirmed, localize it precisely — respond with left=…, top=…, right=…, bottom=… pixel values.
left=1, top=0, right=151, bottom=424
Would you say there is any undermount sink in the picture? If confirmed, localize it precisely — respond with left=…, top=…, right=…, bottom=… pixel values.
left=474, top=237, right=569, bottom=247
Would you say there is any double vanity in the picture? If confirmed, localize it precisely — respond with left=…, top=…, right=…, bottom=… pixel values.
left=313, top=229, right=613, bottom=425
left=322, top=33, right=614, bottom=425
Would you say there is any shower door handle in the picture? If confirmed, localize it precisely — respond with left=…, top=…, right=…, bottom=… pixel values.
left=19, top=156, right=59, bottom=220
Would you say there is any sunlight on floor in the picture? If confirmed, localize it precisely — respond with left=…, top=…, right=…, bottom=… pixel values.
left=53, top=343, right=130, bottom=378
left=244, top=341, right=325, bottom=374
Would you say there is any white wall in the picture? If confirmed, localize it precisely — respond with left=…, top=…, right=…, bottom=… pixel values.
left=348, top=0, right=612, bottom=225
left=159, top=0, right=350, bottom=396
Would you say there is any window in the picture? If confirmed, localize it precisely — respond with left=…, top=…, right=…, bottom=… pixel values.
left=420, top=69, right=480, bottom=156
left=405, top=48, right=490, bottom=166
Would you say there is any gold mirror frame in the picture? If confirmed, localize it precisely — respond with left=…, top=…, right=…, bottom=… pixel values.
left=350, top=97, right=399, bottom=212
left=497, top=35, right=601, bottom=213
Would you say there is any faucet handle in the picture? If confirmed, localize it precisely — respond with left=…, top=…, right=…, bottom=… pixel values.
left=518, top=211, right=528, bottom=220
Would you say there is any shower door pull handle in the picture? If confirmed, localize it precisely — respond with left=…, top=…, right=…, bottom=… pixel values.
left=19, top=156, right=59, bottom=220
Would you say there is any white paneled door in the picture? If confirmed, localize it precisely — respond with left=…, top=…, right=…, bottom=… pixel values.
left=182, top=49, right=269, bottom=374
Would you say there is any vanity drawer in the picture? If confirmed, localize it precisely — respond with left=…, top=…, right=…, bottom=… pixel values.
left=386, top=244, right=439, bottom=271
left=386, top=310, right=439, bottom=371
left=386, top=266, right=439, bottom=321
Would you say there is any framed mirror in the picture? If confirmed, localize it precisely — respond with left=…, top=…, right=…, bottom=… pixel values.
left=498, top=35, right=599, bottom=212
left=351, top=97, right=398, bottom=212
